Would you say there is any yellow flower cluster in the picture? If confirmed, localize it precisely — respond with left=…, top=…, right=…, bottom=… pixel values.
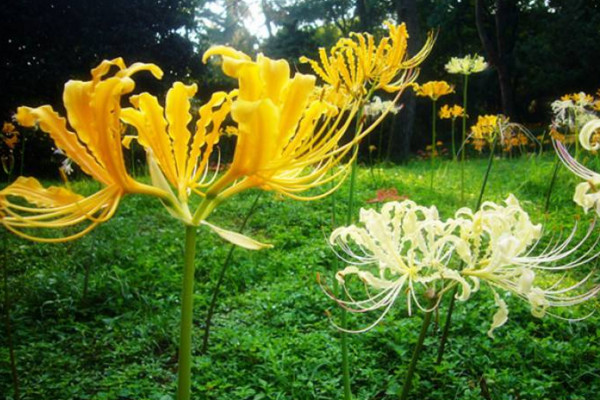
left=500, top=131, right=529, bottom=152
left=300, top=22, right=434, bottom=97
left=413, top=80, right=454, bottom=101
left=1, top=122, right=19, bottom=150
left=438, top=104, right=464, bottom=119
left=561, top=92, right=595, bottom=104
left=1, top=122, right=20, bottom=175
left=1, top=24, right=432, bottom=244
left=470, top=114, right=501, bottom=151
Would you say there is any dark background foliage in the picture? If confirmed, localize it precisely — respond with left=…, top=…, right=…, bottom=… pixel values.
left=2, top=0, right=600, bottom=173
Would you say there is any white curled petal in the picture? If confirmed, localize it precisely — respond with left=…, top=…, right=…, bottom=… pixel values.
left=487, top=290, right=509, bottom=338
left=579, top=119, right=600, bottom=151
left=573, top=181, right=600, bottom=214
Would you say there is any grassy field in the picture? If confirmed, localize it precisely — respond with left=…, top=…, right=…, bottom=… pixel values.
left=1, top=155, right=599, bottom=400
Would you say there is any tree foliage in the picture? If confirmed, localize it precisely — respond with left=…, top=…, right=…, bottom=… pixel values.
left=1, top=0, right=203, bottom=119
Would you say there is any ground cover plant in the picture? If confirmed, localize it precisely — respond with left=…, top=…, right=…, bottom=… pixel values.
left=2, top=4, right=600, bottom=399
left=1, top=156, right=599, bottom=399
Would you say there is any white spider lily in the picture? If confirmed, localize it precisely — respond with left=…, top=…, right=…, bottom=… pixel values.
left=458, top=195, right=599, bottom=336
left=325, top=200, right=471, bottom=333
left=555, top=118, right=600, bottom=214
left=324, top=196, right=599, bottom=337
left=362, top=96, right=401, bottom=118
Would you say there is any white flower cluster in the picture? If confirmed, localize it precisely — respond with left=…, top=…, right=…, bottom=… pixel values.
left=556, top=118, right=600, bottom=214
left=362, top=96, right=401, bottom=118
left=326, top=196, right=598, bottom=337
left=551, top=92, right=597, bottom=128
left=444, top=54, right=488, bottom=75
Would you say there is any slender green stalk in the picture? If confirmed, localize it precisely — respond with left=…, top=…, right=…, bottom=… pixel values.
left=544, top=156, right=561, bottom=214
left=177, top=225, right=198, bottom=400
left=399, top=296, right=436, bottom=400
left=436, top=137, right=496, bottom=364
left=340, top=153, right=359, bottom=400
left=201, top=192, right=262, bottom=354
left=2, top=231, right=20, bottom=400
left=430, top=100, right=437, bottom=189
left=460, top=75, right=469, bottom=204
left=451, top=119, right=457, bottom=162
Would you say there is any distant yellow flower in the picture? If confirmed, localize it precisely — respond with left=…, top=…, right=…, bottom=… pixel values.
left=413, top=81, right=454, bottom=101
left=2, top=122, right=17, bottom=134
left=1, top=122, right=19, bottom=149
left=550, top=128, right=575, bottom=144
left=299, top=22, right=434, bottom=96
left=439, top=104, right=464, bottom=119
left=562, top=92, right=594, bottom=105
left=471, top=115, right=500, bottom=140
left=445, top=54, right=488, bottom=75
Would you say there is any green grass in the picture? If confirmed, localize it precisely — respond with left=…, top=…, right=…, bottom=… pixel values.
left=1, top=155, right=599, bottom=400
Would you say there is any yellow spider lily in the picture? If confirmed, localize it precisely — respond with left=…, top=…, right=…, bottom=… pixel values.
left=121, top=82, right=234, bottom=205
left=201, top=47, right=378, bottom=205
left=0, top=59, right=182, bottom=242
left=413, top=80, right=454, bottom=101
left=1, top=122, right=19, bottom=149
left=299, top=22, right=434, bottom=96
left=439, top=104, right=465, bottom=120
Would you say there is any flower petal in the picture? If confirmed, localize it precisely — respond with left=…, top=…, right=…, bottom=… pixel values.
left=201, top=220, right=272, bottom=250
left=487, top=290, right=509, bottom=338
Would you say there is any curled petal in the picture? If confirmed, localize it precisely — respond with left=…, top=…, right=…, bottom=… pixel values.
left=488, top=290, right=509, bottom=338
left=202, top=46, right=252, bottom=78
left=579, top=118, right=600, bottom=151
left=573, top=181, right=600, bottom=214
left=201, top=220, right=272, bottom=250
left=1, top=177, right=121, bottom=242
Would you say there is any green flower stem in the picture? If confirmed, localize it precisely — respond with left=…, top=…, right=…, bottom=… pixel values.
left=460, top=75, right=469, bottom=204
left=336, top=90, right=376, bottom=400
left=340, top=153, right=359, bottom=400
left=201, top=191, right=262, bottom=354
left=436, top=137, right=496, bottom=364
left=177, top=225, right=197, bottom=400
left=544, top=156, right=561, bottom=214
left=399, top=296, right=436, bottom=400
left=430, top=100, right=437, bottom=189
left=451, top=119, right=457, bottom=162
left=2, top=231, right=20, bottom=400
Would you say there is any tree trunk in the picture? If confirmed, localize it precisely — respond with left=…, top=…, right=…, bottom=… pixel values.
left=390, top=0, right=422, bottom=163
left=356, top=0, right=369, bottom=31
left=475, top=0, right=518, bottom=118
